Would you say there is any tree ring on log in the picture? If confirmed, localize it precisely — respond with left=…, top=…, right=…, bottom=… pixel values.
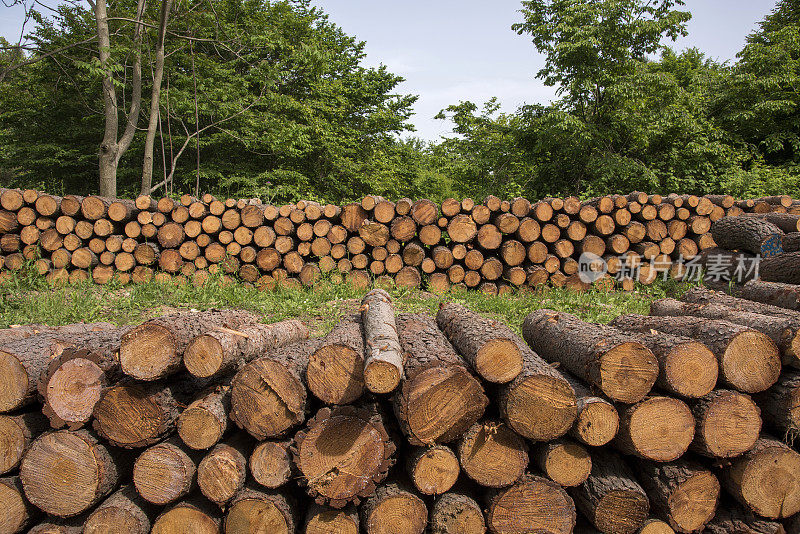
left=504, top=374, right=577, bottom=440
left=307, top=344, right=364, bottom=405
left=0, top=352, right=27, bottom=412
left=721, top=331, right=781, bottom=393
left=119, top=324, right=174, bottom=380
left=225, top=496, right=290, bottom=533
left=598, top=342, right=659, bottom=403
left=46, top=358, right=105, bottom=424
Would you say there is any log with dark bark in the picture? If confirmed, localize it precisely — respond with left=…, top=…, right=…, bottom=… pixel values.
left=307, top=314, right=365, bottom=405
left=737, top=280, right=800, bottom=310
left=20, top=430, right=122, bottom=517
left=689, top=389, right=762, bottom=458
left=405, top=445, right=460, bottom=495
left=683, top=285, right=800, bottom=323
left=224, top=485, right=296, bottom=534
left=486, top=474, right=576, bottom=534
left=570, top=449, right=650, bottom=534
left=360, top=481, right=428, bottom=534
left=534, top=437, right=592, bottom=487
left=230, top=338, right=320, bottom=440
left=650, top=297, right=800, bottom=368
left=753, top=369, right=800, bottom=439
left=703, top=501, right=787, bottom=534
left=609, top=314, right=781, bottom=393
left=711, top=216, right=784, bottom=257
left=183, top=319, right=309, bottom=378
left=561, top=372, right=620, bottom=447
left=612, top=396, right=695, bottom=462
left=119, top=309, right=259, bottom=380
left=92, top=381, right=182, bottom=448
left=761, top=252, right=800, bottom=284
left=132, top=438, right=196, bottom=505
left=360, top=289, right=404, bottom=394
left=523, top=309, right=658, bottom=403
left=634, top=459, right=719, bottom=534
left=393, top=314, right=488, bottom=445
left=436, top=302, right=523, bottom=383
left=718, top=435, right=800, bottom=519
left=457, top=420, right=528, bottom=488
left=429, top=491, right=486, bottom=534
left=292, top=404, right=395, bottom=508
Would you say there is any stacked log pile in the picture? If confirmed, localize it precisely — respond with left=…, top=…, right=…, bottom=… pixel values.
left=1, top=288, right=799, bottom=533
left=2, top=188, right=800, bottom=293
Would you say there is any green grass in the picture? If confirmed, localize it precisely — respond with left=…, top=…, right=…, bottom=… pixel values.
left=0, top=265, right=696, bottom=335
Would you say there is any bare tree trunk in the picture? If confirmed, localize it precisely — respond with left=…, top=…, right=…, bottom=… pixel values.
left=141, top=0, right=173, bottom=196
left=94, top=0, right=146, bottom=197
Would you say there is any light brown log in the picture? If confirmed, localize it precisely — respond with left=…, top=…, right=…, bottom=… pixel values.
left=610, top=313, right=781, bottom=393
left=396, top=265, right=422, bottom=287
left=183, top=319, right=309, bottom=379
left=612, top=396, right=694, bottom=462
left=487, top=474, right=576, bottom=534
left=307, top=315, right=364, bottom=405
left=406, top=444, right=459, bottom=495
left=0, top=476, right=39, bottom=533
left=177, top=386, right=230, bottom=450
left=293, top=404, right=396, bottom=508
left=449, top=214, right=478, bottom=242
left=249, top=439, right=293, bottom=490
left=690, top=389, right=762, bottom=458
left=231, top=338, right=320, bottom=440
left=360, top=289, right=403, bottom=394
left=20, top=430, right=121, bottom=517
left=436, top=303, right=523, bottom=383
left=534, top=437, right=592, bottom=487
left=457, top=420, right=528, bottom=488
left=151, top=498, right=221, bottom=534
left=719, top=436, right=800, bottom=519
left=133, top=438, right=196, bottom=505
left=523, top=309, right=658, bottom=403
left=197, top=434, right=252, bottom=505
left=477, top=224, right=502, bottom=249
left=119, top=309, right=258, bottom=380
left=224, top=485, right=296, bottom=534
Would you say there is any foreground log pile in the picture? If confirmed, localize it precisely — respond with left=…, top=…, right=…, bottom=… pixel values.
left=1, top=287, right=799, bottom=533
left=2, top=188, right=800, bottom=293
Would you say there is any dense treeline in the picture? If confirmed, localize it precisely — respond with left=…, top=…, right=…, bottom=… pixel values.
left=0, top=0, right=798, bottom=203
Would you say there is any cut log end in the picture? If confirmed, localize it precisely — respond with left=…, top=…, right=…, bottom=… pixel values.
left=250, top=441, right=292, bottom=489
left=133, top=442, right=194, bottom=505
left=430, top=492, right=485, bottom=534
left=668, top=470, right=720, bottom=533
left=225, top=493, right=292, bottom=534
left=305, top=506, right=359, bottom=534
left=363, top=360, right=401, bottom=395
left=662, top=341, right=718, bottom=398
left=617, top=397, right=695, bottom=462
left=487, top=475, right=576, bottom=534
left=695, top=390, right=762, bottom=458
left=731, top=441, right=800, bottom=519
left=574, top=400, right=620, bottom=447
left=0, top=478, right=34, bottom=534
left=721, top=331, right=781, bottom=393
left=0, top=351, right=28, bottom=412
left=45, top=358, right=105, bottom=425
left=458, top=421, right=528, bottom=488
left=475, top=338, right=523, bottom=383
left=505, top=373, right=577, bottom=441
left=182, top=334, right=224, bottom=378
left=538, top=440, right=592, bottom=487
left=307, top=344, right=365, bottom=405
left=599, top=342, right=659, bottom=403
left=151, top=501, right=220, bottom=534
left=119, top=324, right=175, bottom=381
left=177, top=405, right=225, bottom=450
left=638, top=519, right=675, bottom=534
left=595, top=490, right=650, bottom=534
left=408, top=446, right=459, bottom=495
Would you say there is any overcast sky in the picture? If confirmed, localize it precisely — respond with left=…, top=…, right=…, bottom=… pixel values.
left=1, top=1, right=778, bottom=140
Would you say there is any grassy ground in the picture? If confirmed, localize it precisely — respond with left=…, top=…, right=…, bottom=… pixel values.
left=0, top=267, right=696, bottom=335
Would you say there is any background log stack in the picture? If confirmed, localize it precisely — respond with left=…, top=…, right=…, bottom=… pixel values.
left=1, top=288, right=800, bottom=533
left=3, top=188, right=800, bottom=293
